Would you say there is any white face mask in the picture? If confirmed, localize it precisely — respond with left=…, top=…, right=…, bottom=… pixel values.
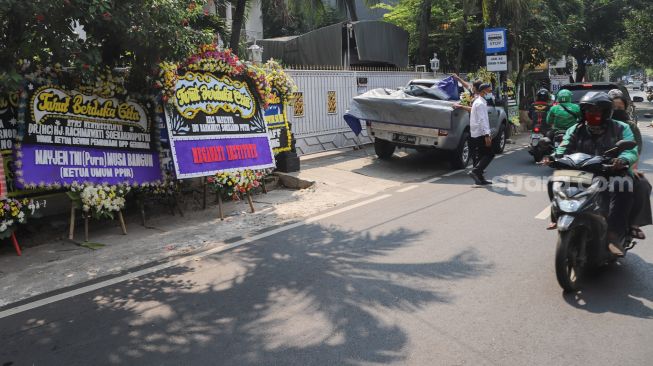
left=484, top=94, right=494, bottom=101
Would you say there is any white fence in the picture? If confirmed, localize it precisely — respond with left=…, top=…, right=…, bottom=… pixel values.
left=285, top=70, right=432, bottom=155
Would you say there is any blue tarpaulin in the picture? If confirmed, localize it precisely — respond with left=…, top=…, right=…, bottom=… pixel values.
left=437, top=76, right=459, bottom=101
left=344, top=113, right=363, bottom=136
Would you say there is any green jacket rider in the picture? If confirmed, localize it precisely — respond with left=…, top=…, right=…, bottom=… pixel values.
left=546, top=89, right=580, bottom=131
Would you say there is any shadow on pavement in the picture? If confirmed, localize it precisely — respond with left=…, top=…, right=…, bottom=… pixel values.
left=562, top=254, right=653, bottom=319
left=1, top=223, right=493, bottom=365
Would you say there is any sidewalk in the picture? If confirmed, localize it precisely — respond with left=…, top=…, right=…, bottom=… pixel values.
left=0, top=133, right=530, bottom=308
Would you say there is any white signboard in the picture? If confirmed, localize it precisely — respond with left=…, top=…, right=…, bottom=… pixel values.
left=550, top=75, right=570, bottom=94
left=486, top=55, right=508, bottom=72
left=549, top=57, right=567, bottom=69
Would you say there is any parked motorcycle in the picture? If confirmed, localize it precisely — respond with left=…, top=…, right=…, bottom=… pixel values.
left=547, top=140, right=638, bottom=292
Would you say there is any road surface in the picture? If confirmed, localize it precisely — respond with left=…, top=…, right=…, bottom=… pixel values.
left=2, top=101, right=653, bottom=365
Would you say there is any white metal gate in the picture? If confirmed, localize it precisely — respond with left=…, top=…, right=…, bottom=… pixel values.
left=285, top=70, right=431, bottom=155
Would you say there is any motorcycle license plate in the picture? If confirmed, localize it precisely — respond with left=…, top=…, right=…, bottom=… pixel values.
left=530, top=133, right=542, bottom=146
left=553, top=170, right=594, bottom=185
left=392, top=133, right=417, bottom=144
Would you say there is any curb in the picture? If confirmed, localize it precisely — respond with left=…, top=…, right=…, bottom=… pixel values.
left=273, top=172, right=315, bottom=189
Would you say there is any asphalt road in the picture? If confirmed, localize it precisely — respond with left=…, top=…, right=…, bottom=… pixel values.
left=2, top=101, right=653, bottom=365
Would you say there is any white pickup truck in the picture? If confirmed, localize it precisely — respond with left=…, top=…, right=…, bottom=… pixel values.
left=349, top=78, right=509, bottom=168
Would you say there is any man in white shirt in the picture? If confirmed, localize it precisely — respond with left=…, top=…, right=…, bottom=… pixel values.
left=468, top=83, right=494, bottom=185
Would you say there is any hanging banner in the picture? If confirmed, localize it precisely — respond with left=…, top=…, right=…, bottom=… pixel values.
left=164, top=71, right=275, bottom=178
left=264, top=88, right=292, bottom=154
left=0, top=92, right=19, bottom=152
left=327, top=91, right=337, bottom=114
left=293, top=92, right=304, bottom=118
left=17, top=84, right=163, bottom=187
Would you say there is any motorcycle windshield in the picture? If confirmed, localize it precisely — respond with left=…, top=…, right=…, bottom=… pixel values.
left=567, top=153, right=594, bottom=165
left=580, top=156, right=604, bottom=169
left=556, top=153, right=593, bottom=169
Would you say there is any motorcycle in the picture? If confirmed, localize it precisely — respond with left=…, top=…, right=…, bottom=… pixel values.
left=547, top=140, right=638, bottom=292
left=529, top=125, right=547, bottom=162
left=647, top=89, right=653, bottom=102
left=529, top=126, right=564, bottom=163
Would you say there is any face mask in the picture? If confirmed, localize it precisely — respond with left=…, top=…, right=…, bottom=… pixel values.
left=612, top=109, right=628, bottom=121
left=484, top=94, right=494, bottom=101
left=584, top=111, right=602, bottom=126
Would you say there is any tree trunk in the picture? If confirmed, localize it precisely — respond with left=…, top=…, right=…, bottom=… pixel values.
left=515, top=56, right=527, bottom=108
left=418, top=0, right=432, bottom=66
left=455, top=14, right=468, bottom=72
left=229, top=0, right=248, bottom=55
left=575, top=61, right=587, bottom=83
left=345, top=0, right=358, bottom=21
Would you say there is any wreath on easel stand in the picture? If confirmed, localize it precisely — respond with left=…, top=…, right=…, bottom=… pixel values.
left=155, top=43, right=278, bottom=220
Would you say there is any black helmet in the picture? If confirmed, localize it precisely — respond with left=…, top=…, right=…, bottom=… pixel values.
left=579, top=91, right=613, bottom=120
left=536, top=88, right=550, bottom=102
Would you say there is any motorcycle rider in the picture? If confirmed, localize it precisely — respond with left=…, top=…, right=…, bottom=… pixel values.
left=608, top=89, right=652, bottom=240
left=546, top=89, right=580, bottom=134
left=545, top=92, right=638, bottom=256
left=529, top=88, right=552, bottom=131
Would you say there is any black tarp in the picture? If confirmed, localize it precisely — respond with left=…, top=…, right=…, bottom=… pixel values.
left=258, top=21, right=408, bottom=68
left=352, top=21, right=408, bottom=68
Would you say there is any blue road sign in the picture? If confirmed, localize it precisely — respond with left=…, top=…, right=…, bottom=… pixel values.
left=484, top=28, right=507, bottom=54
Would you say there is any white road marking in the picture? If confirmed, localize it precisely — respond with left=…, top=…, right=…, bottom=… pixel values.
left=443, top=169, right=465, bottom=177
left=397, top=185, right=419, bottom=193
left=425, top=176, right=442, bottom=183
left=535, top=205, right=551, bottom=220
left=0, top=194, right=392, bottom=319
left=504, top=150, right=514, bottom=155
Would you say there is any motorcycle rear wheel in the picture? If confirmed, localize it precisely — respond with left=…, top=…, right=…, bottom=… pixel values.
left=555, top=230, right=584, bottom=292
left=533, top=149, right=544, bottom=163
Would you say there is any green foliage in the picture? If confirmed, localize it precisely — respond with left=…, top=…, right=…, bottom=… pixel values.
left=263, top=0, right=347, bottom=38
left=0, top=0, right=222, bottom=93
left=619, top=4, right=653, bottom=68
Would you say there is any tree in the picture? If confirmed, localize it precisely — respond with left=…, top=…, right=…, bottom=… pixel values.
left=0, top=0, right=221, bottom=92
left=417, top=0, right=433, bottom=65
left=229, top=0, right=248, bottom=54
left=619, top=3, right=653, bottom=68
left=565, top=0, right=631, bottom=82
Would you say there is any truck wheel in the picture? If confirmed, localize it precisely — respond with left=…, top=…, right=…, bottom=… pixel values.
left=493, top=123, right=507, bottom=154
left=374, top=138, right=395, bottom=160
left=450, top=131, right=471, bottom=169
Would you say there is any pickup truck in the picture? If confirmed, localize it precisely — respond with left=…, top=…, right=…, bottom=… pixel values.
left=346, top=78, right=509, bottom=168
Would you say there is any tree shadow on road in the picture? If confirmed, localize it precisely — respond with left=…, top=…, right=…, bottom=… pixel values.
left=1, top=223, right=493, bottom=366
left=562, top=254, right=653, bottom=319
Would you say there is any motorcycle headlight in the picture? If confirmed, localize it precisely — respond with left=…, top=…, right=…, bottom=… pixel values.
left=574, top=180, right=601, bottom=198
left=552, top=182, right=567, bottom=199
left=558, top=197, right=588, bottom=213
